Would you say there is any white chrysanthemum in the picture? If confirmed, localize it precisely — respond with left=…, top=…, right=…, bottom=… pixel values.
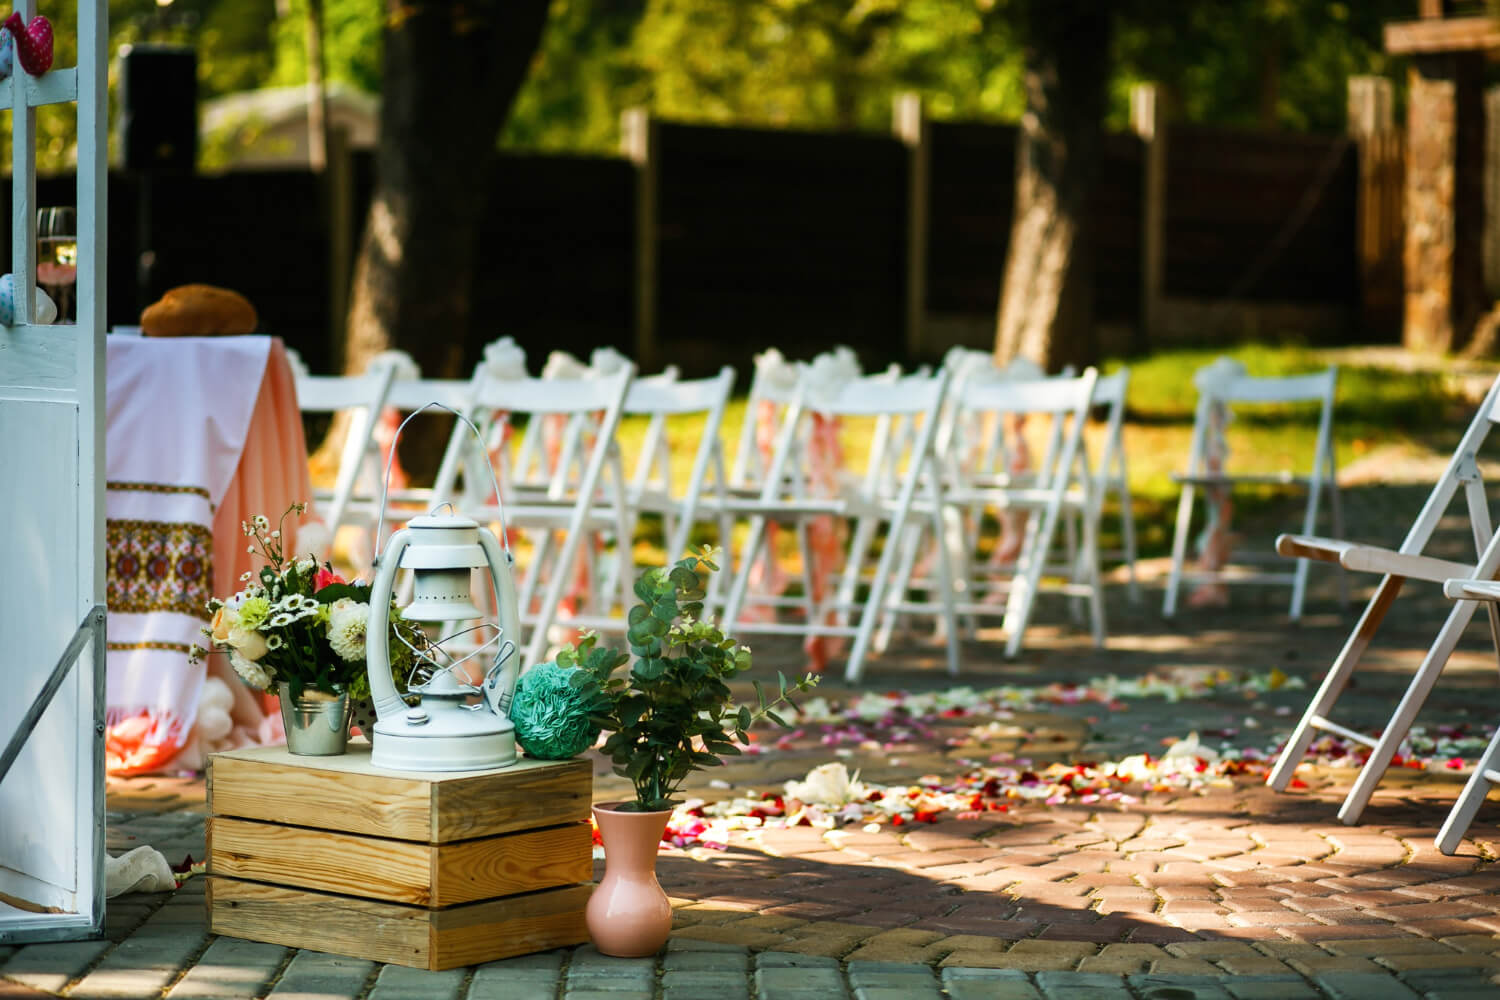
left=327, top=599, right=371, bottom=662
left=269, top=613, right=294, bottom=628
left=253, top=514, right=270, bottom=531
left=228, top=650, right=275, bottom=691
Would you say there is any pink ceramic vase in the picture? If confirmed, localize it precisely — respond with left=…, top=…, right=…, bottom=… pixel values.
left=586, top=802, right=673, bottom=957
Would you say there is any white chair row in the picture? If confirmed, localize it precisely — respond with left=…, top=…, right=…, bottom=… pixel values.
left=288, top=345, right=1145, bottom=680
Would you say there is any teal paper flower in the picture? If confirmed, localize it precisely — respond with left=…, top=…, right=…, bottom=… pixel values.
left=511, top=661, right=599, bottom=760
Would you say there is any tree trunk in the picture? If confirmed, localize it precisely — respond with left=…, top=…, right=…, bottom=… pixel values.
left=993, top=2, right=1112, bottom=373
left=343, top=0, right=551, bottom=381
left=320, top=0, right=548, bottom=481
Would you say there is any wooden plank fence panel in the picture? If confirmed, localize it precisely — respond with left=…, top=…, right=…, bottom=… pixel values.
left=654, top=122, right=908, bottom=370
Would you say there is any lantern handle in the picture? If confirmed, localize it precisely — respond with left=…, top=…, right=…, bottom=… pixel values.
left=371, top=402, right=510, bottom=565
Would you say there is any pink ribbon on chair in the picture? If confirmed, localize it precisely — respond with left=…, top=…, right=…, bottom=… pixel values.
left=1188, top=397, right=1234, bottom=607
left=373, top=406, right=410, bottom=493
left=803, top=412, right=846, bottom=673
left=743, top=398, right=790, bottom=621
left=987, top=412, right=1032, bottom=570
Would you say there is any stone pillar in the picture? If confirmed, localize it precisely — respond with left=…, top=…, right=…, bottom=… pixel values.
left=1403, top=54, right=1487, bottom=353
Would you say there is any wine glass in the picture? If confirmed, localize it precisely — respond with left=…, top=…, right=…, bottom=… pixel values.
left=37, top=206, right=77, bottom=323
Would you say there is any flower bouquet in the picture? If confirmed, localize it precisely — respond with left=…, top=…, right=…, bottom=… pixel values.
left=189, top=503, right=424, bottom=702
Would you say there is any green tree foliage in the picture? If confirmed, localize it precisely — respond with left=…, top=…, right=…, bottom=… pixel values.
left=498, top=0, right=1412, bottom=153
left=18, top=0, right=1419, bottom=172
left=266, top=0, right=382, bottom=95
left=1110, top=0, right=1411, bottom=133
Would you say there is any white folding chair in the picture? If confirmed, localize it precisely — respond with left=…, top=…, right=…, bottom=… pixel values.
left=615, top=367, right=737, bottom=613
left=1163, top=363, right=1344, bottom=620
left=443, top=365, right=636, bottom=666
left=1267, top=373, right=1500, bottom=826
left=286, top=351, right=399, bottom=551
left=720, top=368, right=959, bottom=683
left=930, top=368, right=1105, bottom=659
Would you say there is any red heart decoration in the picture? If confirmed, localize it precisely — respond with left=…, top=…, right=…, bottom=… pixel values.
left=4, top=13, right=51, bottom=75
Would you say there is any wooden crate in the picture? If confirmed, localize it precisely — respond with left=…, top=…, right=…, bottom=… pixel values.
left=206, top=743, right=593, bottom=969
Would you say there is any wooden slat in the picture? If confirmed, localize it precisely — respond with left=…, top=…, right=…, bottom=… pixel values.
left=208, top=751, right=434, bottom=842
left=209, top=816, right=592, bottom=907
left=431, top=884, right=590, bottom=969
left=208, top=745, right=591, bottom=843
left=432, top=760, right=591, bottom=842
left=209, top=816, right=433, bottom=905
left=1385, top=16, right=1500, bottom=53
left=207, top=878, right=590, bottom=971
left=433, top=823, right=592, bottom=907
left=208, top=877, right=430, bottom=968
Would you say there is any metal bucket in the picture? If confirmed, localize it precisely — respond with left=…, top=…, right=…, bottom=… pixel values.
left=277, top=684, right=352, bottom=756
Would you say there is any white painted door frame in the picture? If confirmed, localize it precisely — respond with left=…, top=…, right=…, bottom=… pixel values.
left=0, top=0, right=109, bottom=943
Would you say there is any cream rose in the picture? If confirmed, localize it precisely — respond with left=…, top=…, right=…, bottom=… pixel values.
left=210, top=605, right=239, bottom=643
left=226, top=625, right=269, bottom=661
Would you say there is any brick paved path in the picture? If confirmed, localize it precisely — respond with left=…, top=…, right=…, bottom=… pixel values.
left=8, top=464, right=1500, bottom=998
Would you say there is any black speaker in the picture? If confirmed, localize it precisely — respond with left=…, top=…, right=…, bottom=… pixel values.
left=117, top=44, right=197, bottom=172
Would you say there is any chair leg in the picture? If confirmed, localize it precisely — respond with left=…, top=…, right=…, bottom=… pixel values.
left=1338, top=596, right=1481, bottom=825
left=1163, top=483, right=1197, bottom=618
left=874, top=519, right=926, bottom=653
left=1329, top=474, right=1350, bottom=609
left=1437, top=726, right=1500, bottom=855
left=1268, top=575, right=1404, bottom=792
left=1290, top=555, right=1309, bottom=622
left=1082, top=505, right=1106, bottom=648
left=1118, top=474, right=1140, bottom=605
left=722, top=516, right=768, bottom=628
left=1002, top=500, right=1059, bottom=659
left=927, top=499, right=961, bottom=676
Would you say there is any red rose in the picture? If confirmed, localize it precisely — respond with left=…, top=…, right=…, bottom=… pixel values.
left=314, top=565, right=346, bottom=590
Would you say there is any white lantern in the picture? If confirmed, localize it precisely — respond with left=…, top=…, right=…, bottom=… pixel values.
left=363, top=405, right=523, bottom=771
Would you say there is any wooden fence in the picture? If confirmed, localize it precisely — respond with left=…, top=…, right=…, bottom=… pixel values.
left=14, top=95, right=1379, bottom=376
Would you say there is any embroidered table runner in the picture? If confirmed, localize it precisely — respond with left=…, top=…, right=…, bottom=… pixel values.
left=104, top=335, right=312, bottom=774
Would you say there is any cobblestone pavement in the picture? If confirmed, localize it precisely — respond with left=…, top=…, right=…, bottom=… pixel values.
left=11, top=467, right=1500, bottom=998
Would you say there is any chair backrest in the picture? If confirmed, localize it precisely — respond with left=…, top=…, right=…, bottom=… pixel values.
left=620, top=367, right=736, bottom=557
left=729, top=355, right=804, bottom=491
left=758, top=369, right=951, bottom=507
left=940, top=368, right=1101, bottom=506
left=440, top=365, right=637, bottom=508
left=1184, top=364, right=1338, bottom=483
left=1389, top=371, right=1500, bottom=560
left=1089, top=367, right=1130, bottom=489
left=290, top=361, right=400, bottom=533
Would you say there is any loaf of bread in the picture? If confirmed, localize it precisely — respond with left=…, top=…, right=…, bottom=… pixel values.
left=141, top=284, right=258, bottom=337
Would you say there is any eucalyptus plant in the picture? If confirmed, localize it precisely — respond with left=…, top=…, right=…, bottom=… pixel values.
left=566, top=550, right=818, bottom=813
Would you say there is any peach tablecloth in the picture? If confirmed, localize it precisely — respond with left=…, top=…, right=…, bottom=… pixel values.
left=104, top=335, right=314, bottom=774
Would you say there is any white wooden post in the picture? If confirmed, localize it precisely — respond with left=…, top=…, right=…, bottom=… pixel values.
left=894, top=92, right=929, bottom=363
left=1130, top=83, right=1166, bottom=346
left=622, top=107, right=657, bottom=372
